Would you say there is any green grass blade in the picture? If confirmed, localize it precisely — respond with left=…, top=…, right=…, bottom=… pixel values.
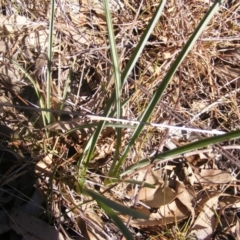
left=46, top=0, right=55, bottom=124
left=103, top=0, right=122, bottom=175
left=82, top=188, right=148, bottom=219
left=79, top=0, right=166, bottom=181
left=112, top=0, right=225, bottom=177
left=121, top=129, right=240, bottom=177
left=10, top=59, right=47, bottom=126
left=79, top=0, right=167, bottom=181
left=121, top=0, right=167, bottom=84
left=108, top=0, right=167, bottom=177
left=98, top=201, right=134, bottom=240
left=77, top=100, right=130, bottom=188
left=102, top=0, right=122, bottom=111
left=124, top=180, right=156, bottom=189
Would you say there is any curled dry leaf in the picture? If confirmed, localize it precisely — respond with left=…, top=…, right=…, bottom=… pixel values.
left=131, top=199, right=190, bottom=227
left=138, top=184, right=177, bottom=209
left=127, top=169, right=175, bottom=209
left=235, top=216, right=240, bottom=240
left=188, top=192, right=230, bottom=240
left=196, top=169, right=236, bottom=185
left=128, top=177, right=196, bottom=227
left=175, top=181, right=195, bottom=225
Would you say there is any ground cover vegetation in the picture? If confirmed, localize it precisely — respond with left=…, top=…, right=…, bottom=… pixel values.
left=0, top=0, right=240, bottom=239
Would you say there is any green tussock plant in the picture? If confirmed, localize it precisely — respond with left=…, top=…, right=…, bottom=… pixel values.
left=79, top=0, right=239, bottom=238
left=2, top=0, right=240, bottom=239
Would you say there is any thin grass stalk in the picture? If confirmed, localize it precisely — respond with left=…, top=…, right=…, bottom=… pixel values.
left=120, top=0, right=167, bottom=85
left=77, top=98, right=130, bottom=188
left=107, top=0, right=167, bottom=177
left=102, top=0, right=122, bottom=174
left=46, top=0, right=55, bottom=124
left=98, top=202, right=134, bottom=240
left=111, top=0, right=226, bottom=177
left=82, top=188, right=147, bottom=219
left=60, top=59, right=76, bottom=110
left=10, top=59, right=47, bottom=126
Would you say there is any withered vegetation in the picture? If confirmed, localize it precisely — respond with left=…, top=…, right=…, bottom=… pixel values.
left=0, top=0, right=240, bottom=239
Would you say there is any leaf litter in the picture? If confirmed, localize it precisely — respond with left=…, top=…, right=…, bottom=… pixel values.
left=0, top=0, right=240, bottom=239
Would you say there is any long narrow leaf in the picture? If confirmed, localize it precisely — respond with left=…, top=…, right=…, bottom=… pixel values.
left=121, top=0, right=167, bottom=84
left=46, top=0, right=55, bottom=123
left=98, top=201, right=134, bottom=240
left=113, top=0, right=225, bottom=176
left=79, top=0, right=167, bottom=182
left=103, top=0, right=122, bottom=175
left=82, top=188, right=148, bottom=219
left=108, top=0, right=167, bottom=177
left=121, top=129, right=240, bottom=177
left=10, top=59, right=47, bottom=126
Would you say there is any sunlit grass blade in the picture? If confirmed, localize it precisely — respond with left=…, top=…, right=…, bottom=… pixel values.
left=82, top=188, right=148, bottom=219
left=111, top=0, right=225, bottom=177
left=120, top=129, right=240, bottom=177
left=121, top=0, right=167, bottom=84
left=46, top=0, right=55, bottom=124
left=107, top=0, right=167, bottom=177
left=103, top=0, right=122, bottom=175
left=78, top=0, right=166, bottom=182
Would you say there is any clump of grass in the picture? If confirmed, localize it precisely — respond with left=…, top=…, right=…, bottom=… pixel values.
left=1, top=0, right=240, bottom=239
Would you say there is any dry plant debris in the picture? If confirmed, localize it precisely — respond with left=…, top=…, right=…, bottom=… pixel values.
left=0, top=0, right=240, bottom=239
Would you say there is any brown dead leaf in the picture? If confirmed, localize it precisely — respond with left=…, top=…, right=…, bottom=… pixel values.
left=138, top=184, right=177, bottom=209
left=130, top=199, right=190, bottom=227
left=188, top=192, right=229, bottom=240
left=0, top=40, right=6, bottom=52
left=10, top=209, right=64, bottom=240
left=127, top=169, right=176, bottom=208
left=0, top=14, right=31, bottom=33
left=196, top=169, right=235, bottom=184
left=35, top=153, right=53, bottom=171
left=127, top=181, right=194, bottom=227
left=76, top=217, right=91, bottom=240
left=219, top=196, right=240, bottom=209
left=76, top=216, right=106, bottom=240
left=236, top=216, right=240, bottom=240
left=176, top=182, right=195, bottom=225
left=151, top=198, right=190, bottom=223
